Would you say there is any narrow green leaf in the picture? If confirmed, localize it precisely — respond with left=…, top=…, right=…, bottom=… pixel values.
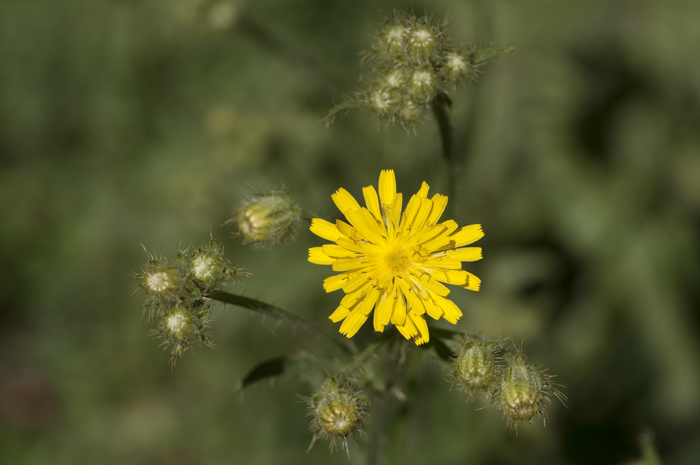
left=239, top=357, right=287, bottom=390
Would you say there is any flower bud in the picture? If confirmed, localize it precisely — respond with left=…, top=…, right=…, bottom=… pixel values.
left=454, top=337, right=500, bottom=396
left=306, top=379, right=367, bottom=456
left=233, top=189, right=302, bottom=247
left=383, top=69, right=407, bottom=88
left=409, top=68, right=437, bottom=102
left=138, top=256, right=184, bottom=305
left=408, top=26, right=437, bottom=61
left=377, top=24, right=408, bottom=58
left=445, top=52, right=470, bottom=82
left=398, top=100, right=421, bottom=126
left=184, top=240, right=240, bottom=289
left=498, top=352, right=553, bottom=426
left=151, top=303, right=213, bottom=364
left=367, top=86, right=400, bottom=118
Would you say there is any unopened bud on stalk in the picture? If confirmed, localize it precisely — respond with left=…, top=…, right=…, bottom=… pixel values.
left=498, top=352, right=558, bottom=427
left=306, top=379, right=367, bottom=456
left=445, top=52, right=470, bottom=82
left=152, top=303, right=213, bottom=364
left=368, top=87, right=400, bottom=117
left=454, top=336, right=501, bottom=396
left=138, top=257, right=184, bottom=305
left=231, top=189, right=302, bottom=247
left=409, top=69, right=436, bottom=102
left=408, top=26, right=437, bottom=61
left=183, top=240, right=240, bottom=290
left=377, top=24, right=408, bottom=58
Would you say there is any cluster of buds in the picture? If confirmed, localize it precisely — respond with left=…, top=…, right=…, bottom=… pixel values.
left=452, top=336, right=564, bottom=429
left=355, top=12, right=483, bottom=126
left=228, top=189, right=303, bottom=248
left=305, top=378, right=367, bottom=456
left=325, top=11, right=511, bottom=127
left=136, top=240, right=242, bottom=364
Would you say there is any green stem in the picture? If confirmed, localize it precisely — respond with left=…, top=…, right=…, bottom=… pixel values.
left=209, top=290, right=347, bottom=356
left=387, top=348, right=421, bottom=465
left=335, top=331, right=394, bottom=379
left=431, top=93, right=456, bottom=217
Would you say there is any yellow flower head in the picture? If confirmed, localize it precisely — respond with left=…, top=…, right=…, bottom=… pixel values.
left=308, top=170, right=483, bottom=345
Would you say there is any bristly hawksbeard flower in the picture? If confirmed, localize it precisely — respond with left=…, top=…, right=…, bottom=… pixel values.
left=308, top=170, right=483, bottom=345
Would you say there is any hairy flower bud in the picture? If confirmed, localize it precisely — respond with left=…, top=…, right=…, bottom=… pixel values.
left=445, top=52, right=470, bottom=82
left=498, top=352, right=560, bottom=428
left=454, top=336, right=501, bottom=396
left=377, top=24, right=408, bottom=58
left=384, top=69, right=407, bottom=88
left=367, top=86, right=401, bottom=118
left=408, top=26, right=437, bottom=61
left=183, top=240, right=240, bottom=290
left=306, top=379, right=367, bottom=456
left=137, top=253, right=185, bottom=308
left=232, top=189, right=302, bottom=247
left=151, top=303, right=213, bottom=364
left=409, top=68, right=437, bottom=102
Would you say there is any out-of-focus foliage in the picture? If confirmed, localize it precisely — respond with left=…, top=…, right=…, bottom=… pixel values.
left=1, top=0, right=699, bottom=464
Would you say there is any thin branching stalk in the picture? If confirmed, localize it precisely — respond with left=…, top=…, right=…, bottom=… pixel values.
left=209, top=290, right=348, bottom=356
left=431, top=92, right=456, bottom=217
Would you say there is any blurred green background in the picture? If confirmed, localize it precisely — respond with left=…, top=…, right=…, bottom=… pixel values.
left=2, top=0, right=699, bottom=463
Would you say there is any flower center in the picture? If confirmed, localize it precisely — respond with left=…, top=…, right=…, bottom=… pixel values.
left=383, top=246, right=411, bottom=274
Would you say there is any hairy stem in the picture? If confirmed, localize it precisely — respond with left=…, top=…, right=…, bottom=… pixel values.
left=209, top=290, right=347, bottom=356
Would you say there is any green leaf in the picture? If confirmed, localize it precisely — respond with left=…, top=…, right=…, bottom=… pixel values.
left=238, top=357, right=287, bottom=390
left=472, top=45, right=515, bottom=65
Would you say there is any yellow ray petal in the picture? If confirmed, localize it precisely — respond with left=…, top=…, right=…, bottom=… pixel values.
left=410, top=313, right=430, bottom=345
left=335, top=237, right=369, bottom=254
left=431, top=294, right=462, bottom=323
left=438, top=247, right=482, bottom=262
left=395, top=315, right=417, bottom=340
left=357, top=287, right=380, bottom=316
left=428, top=269, right=469, bottom=286
left=399, top=193, right=422, bottom=234
left=339, top=310, right=369, bottom=338
left=342, top=272, right=371, bottom=294
left=310, top=218, right=342, bottom=242
left=450, top=224, right=484, bottom=247
left=344, top=208, right=385, bottom=244
left=416, top=181, right=430, bottom=198
left=461, top=272, right=481, bottom=291
left=322, top=244, right=360, bottom=259
left=418, top=257, right=463, bottom=270
left=332, top=188, right=361, bottom=215
left=363, top=185, right=382, bottom=222
left=378, top=170, right=396, bottom=211
left=420, top=295, right=443, bottom=320
left=398, top=278, right=426, bottom=317
left=329, top=305, right=349, bottom=322
left=386, top=192, right=403, bottom=235
left=391, top=288, right=407, bottom=326
left=332, top=257, right=369, bottom=272
left=409, top=221, right=455, bottom=249
left=410, top=197, right=433, bottom=234
left=409, top=272, right=450, bottom=297
left=340, top=288, right=364, bottom=310
left=323, top=273, right=349, bottom=292
left=373, top=288, right=394, bottom=331
left=308, top=247, right=335, bottom=265
left=426, top=194, right=447, bottom=226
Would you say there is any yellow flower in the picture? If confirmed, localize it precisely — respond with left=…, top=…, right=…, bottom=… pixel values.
left=308, top=170, right=483, bottom=345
